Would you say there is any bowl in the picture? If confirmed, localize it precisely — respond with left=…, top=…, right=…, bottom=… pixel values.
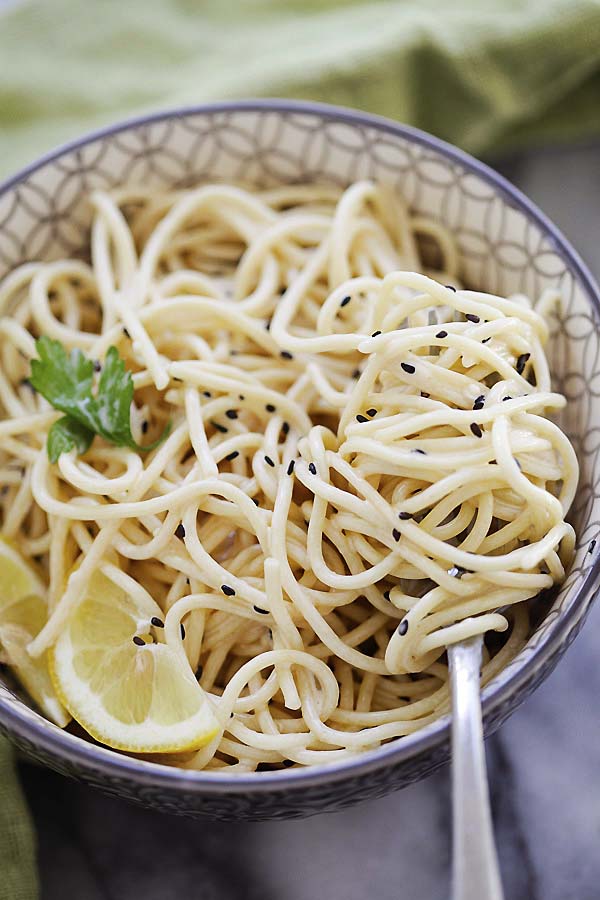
left=0, top=100, right=599, bottom=821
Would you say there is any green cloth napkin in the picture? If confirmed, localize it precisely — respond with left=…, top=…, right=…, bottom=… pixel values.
left=1, top=0, right=600, bottom=180
left=1, top=0, right=600, bottom=896
left=0, top=740, right=38, bottom=900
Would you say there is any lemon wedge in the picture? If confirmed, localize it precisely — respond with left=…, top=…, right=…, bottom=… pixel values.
left=0, top=538, right=70, bottom=727
left=50, top=570, right=219, bottom=753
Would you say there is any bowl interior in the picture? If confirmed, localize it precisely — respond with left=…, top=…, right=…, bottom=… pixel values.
left=0, top=101, right=599, bottom=771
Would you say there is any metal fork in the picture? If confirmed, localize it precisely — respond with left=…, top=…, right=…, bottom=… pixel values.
left=448, top=635, right=504, bottom=900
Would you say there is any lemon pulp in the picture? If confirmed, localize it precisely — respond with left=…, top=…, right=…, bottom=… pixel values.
left=0, top=538, right=69, bottom=726
left=50, top=570, right=219, bottom=753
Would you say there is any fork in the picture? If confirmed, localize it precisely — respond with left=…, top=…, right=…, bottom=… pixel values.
left=448, top=635, right=504, bottom=900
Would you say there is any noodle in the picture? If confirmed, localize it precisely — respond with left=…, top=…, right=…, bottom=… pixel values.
left=0, top=180, right=577, bottom=772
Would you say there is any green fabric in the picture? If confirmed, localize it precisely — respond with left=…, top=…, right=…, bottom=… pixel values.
left=1, top=0, right=600, bottom=180
left=0, top=740, right=37, bottom=900
left=1, top=1, right=600, bottom=895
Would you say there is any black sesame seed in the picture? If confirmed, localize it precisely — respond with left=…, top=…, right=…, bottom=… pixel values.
left=141, top=420, right=149, bottom=434
left=308, top=462, right=317, bottom=475
left=413, top=448, right=426, bottom=455
left=470, top=422, right=483, bottom=438
left=436, top=330, right=448, bottom=339
left=266, top=403, right=276, bottom=413
left=588, top=539, right=596, bottom=554
left=398, top=620, right=409, bottom=636
left=503, top=396, right=512, bottom=402
left=226, top=409, right=238, bottom=420
left=180, top=623, right=186, bottom=640
left=516, top=353, right=531, bottom=375
left=282, top=422, right=290, bottom=436
left=401, top=362, right=416, bottom=374
left=151, top=616, right=164, bottom=628
left=93, top=360, right=102, bottom=373
left=287, top=460, right=295, bottom=475
left=132, top=635, right=145, bottom=646
left=340, top=295, right=352, bottom=307
left=225, top=451, right=240, bottom=461
left=221, top=584, right=235, bottom=596
left=239, top=395, right=245, bottom=401
left=465, top=313, right=480, bottom=323
left=392, top=528, right=401, bottom=542
left=265, top=455, right=275, bottom=467
left=203, top=391, right=212, bottom=398
left=122, top=327, right=130, bottom=338
left=383, top=590, right=391, bottom=601
left=473, top=402, right=484, bottom=410
left=482, top=337, right=491, bottom=343
left=211, top=421, right=228, bottom=433
left=371, top=330, right=382, bottom=337
left=254, top=606, right=269, bottom=615
left=366, top=408, right=377, bottom=417
left=398, top=511, right=411, bottom=520
left=280, top=351, right=293, bottom=360
left=356, top=414, right=368, bottom=423
left=352, top=369, right=361, bottom=378
left=421, top=391, right=430, bottom=398
left=175, top=523, right=186, bottom=539
left=445, top=285, right=457, bottom=292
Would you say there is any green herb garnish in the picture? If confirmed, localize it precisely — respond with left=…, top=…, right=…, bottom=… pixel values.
left=30, top=337, right=169, bottom=463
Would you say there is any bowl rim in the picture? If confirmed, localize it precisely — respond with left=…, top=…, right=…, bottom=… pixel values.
left=1, top=97, right=599, bottom=794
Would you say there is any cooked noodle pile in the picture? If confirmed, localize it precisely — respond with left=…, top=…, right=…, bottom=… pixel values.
left=0, top=181, right=578, bottom=770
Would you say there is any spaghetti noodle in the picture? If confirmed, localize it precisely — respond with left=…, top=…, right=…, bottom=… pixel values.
left=0, top=181, right=577, bottom=770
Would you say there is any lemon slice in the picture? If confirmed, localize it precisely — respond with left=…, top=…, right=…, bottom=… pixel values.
left=50, top=570, right=219, bottom=753
left=0, top=538, right=70, bottom=727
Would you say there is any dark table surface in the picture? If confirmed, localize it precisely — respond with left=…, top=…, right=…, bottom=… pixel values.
left=17, top=140, right=600, bottom=900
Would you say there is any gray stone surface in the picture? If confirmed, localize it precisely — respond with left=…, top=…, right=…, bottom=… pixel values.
left=17, top=140, right=600, bottom=900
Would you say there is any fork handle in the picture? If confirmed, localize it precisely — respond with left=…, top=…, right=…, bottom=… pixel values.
left=449, top=636, right=504, bottom=900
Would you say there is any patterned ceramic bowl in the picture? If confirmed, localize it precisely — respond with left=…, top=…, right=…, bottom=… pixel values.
left=0, top=100, right=599, bottom=821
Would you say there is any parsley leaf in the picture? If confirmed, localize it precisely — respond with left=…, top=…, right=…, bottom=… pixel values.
left=94, top=346, right=140, bottom=447
left=30, top=337, right=169, bottom=462
left=31, top=338, right=95, bottom=424
left=47, top=417, right=94, bottom=463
